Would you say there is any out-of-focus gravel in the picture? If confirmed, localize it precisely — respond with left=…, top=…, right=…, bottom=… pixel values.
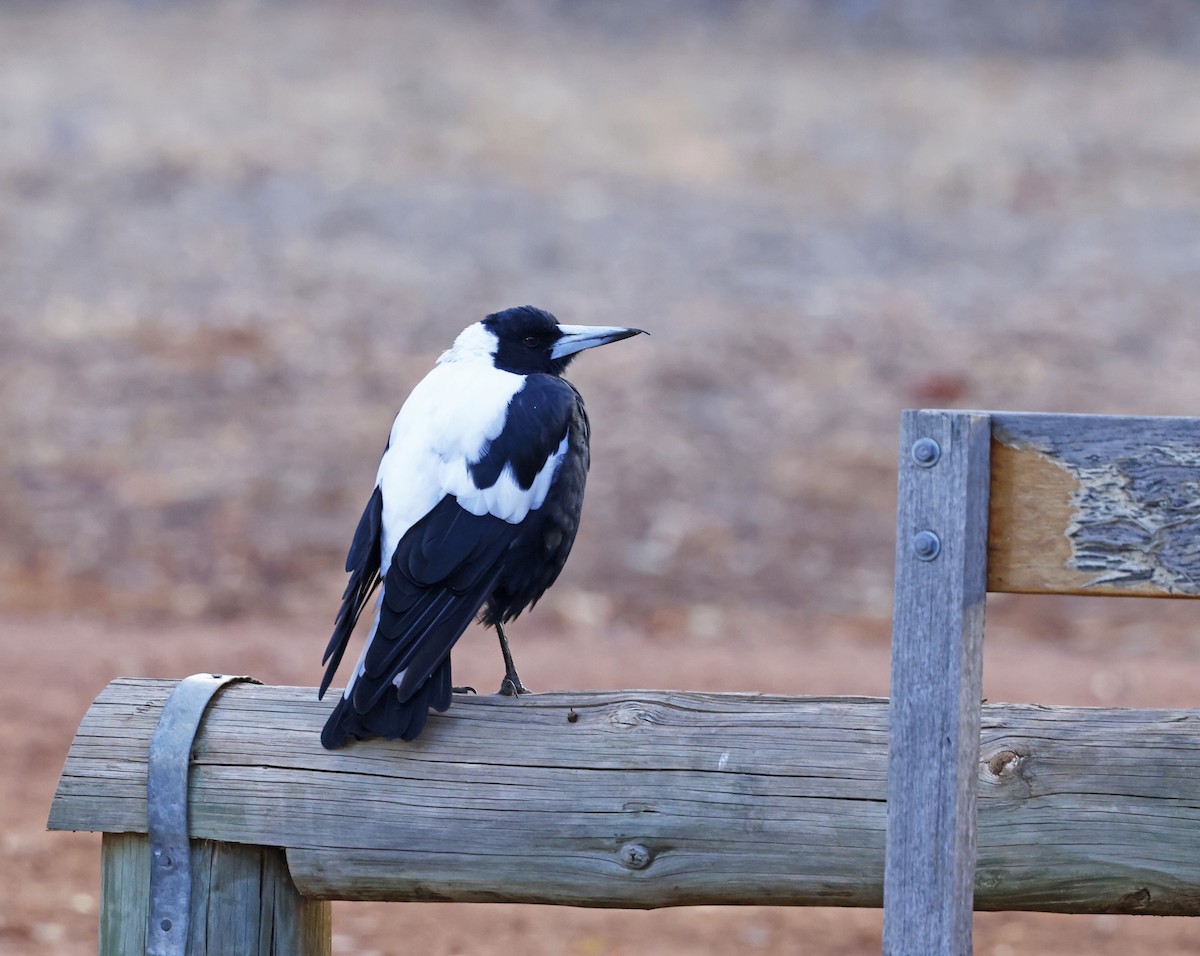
left=3, top=1, right=1200, bottom=629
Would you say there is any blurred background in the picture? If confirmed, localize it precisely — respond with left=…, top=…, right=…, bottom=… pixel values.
left=4, top=1, right=1200, bottom=953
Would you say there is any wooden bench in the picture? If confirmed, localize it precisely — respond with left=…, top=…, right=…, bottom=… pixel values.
left=48, top=410, right=1200, bottom=955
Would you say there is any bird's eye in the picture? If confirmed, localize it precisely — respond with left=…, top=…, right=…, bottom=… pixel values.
left=523, top=336, right=540, bottom=348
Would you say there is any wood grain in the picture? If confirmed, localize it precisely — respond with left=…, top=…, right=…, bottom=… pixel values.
left=988, top=413, right=1200, bottom=597
left=100, top=832, right=149, bottom=956
left=100, top=831, right=331, bottom=956
left=51, top=679, right=1200, bottom=915
left=987, top=433, right=1077, bottom=593
left=884, top=410, right=991, bottom=955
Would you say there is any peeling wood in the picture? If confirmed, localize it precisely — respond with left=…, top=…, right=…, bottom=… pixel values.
left=988, top=413, right=1200, bottom=597
left=50, top=679, right=1200, bottom=915
left=987, top=436, right=1079, bottom=593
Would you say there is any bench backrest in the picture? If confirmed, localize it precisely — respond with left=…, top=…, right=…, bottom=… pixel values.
left=883, top=410, right=1200, bottom=955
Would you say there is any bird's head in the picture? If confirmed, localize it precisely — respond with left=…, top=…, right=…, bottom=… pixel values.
left=468, top=305, right=644, bottom=376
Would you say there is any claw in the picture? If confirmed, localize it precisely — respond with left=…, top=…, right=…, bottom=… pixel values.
left=497, top=675, right=531, bottom=697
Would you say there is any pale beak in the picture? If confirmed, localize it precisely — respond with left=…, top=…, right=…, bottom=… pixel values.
left=551, top=324, right=646, bottom=360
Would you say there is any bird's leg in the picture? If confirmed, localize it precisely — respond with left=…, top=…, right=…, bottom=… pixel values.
left=495, top=621, right=531, bottom=696
left=452, top=685, right=477, bottom=694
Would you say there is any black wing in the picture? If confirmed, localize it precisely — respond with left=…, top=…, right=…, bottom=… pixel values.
left=319, top=485, right=383, bottom=699
left=322, top=496, right=523, bottom=746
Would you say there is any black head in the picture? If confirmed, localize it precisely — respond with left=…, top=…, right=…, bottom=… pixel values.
left=482, top=305, right=644, bottom=377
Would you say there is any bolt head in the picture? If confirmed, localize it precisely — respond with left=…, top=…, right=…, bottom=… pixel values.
left=911, top=437, right=941, bottom=468
left=913, top=530, right=941, bottom=561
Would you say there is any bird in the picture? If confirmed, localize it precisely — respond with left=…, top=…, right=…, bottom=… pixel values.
left=319, top=305, right=644, bottom=748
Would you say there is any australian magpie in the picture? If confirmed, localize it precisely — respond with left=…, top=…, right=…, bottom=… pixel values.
left=319, top=306, right=644, bottom=747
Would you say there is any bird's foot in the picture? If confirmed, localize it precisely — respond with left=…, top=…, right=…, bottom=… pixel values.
left=497, top=674, right=531, bottom=697
left=452, top=685, right=477, bottom=695
left=494, top=621, right=530, bottom=696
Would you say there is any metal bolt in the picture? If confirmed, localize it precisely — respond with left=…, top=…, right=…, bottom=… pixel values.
left=911, top=437, right=941, bottom=468
left=913, top=530, right=941, bottom=561
left=160, top=918, right=172, bottom=932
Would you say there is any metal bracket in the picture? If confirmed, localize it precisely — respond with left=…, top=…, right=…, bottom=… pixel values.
left=146, top=673, right=259, bottom=956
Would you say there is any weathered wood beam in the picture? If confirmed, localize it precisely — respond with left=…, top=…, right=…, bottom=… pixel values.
left=988, top=413, right=1200, bottom=597
left=50, top=679, right=1200, bottom=915
left=885, top=410, right=991, bottom=954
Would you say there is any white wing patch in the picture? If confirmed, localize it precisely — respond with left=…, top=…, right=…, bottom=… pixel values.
left=452, top=432, right=569, bottom=523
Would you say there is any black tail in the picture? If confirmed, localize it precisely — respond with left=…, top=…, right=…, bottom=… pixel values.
left=319, top=495, right=521, bottom=748
left=321, top=658, right=453, bottom=748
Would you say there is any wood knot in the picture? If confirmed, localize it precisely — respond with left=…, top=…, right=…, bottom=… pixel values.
left=609, top=703, right=653, bottom=728
left=985, top=749, right=1023, bottom=778
left=618, top=843, right=653, bottom=870
left=974, top=871, right=1000, bottom=890
left=1119, top=887, right=1152, bottom=910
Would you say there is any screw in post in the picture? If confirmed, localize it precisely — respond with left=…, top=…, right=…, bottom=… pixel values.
left=911, top=437, right=941, bottom=468
left=912, top=530, right=941, bottom=561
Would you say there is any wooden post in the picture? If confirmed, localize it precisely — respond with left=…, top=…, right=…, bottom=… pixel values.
left=884, top=410, right=991, bottom=956
left=100, top=832, right=331, bottom=956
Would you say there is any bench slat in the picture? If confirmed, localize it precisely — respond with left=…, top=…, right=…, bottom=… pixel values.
left=988, top=413, right=1200, bottom=597
left=49, top=678, right=1200, bottom=914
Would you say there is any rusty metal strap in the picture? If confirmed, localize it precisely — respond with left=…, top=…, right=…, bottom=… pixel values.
left=145, top=673, right=259, bottom=956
